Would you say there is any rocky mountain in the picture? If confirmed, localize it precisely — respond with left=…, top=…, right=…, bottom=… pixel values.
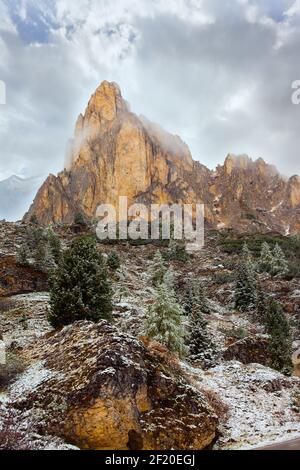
left=0, top=175, right=43, bottom=222
left=25, top=81, right=300, bottom=234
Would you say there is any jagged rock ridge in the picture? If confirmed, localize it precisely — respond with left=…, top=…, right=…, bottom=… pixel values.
left=25, top=81, right=300, bottom=234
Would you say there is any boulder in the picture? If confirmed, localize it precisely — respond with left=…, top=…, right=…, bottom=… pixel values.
left=223, top=335, right=270, bottom=366
left=11, top=321, right=218, bottom=450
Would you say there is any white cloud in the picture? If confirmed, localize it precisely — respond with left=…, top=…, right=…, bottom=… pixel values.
left=284, top=0, right=300, bottom=17
left=0, top=0, right=299, bottom=198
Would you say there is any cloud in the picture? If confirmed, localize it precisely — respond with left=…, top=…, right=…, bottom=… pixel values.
left=0, top=0, right=300, bottom=201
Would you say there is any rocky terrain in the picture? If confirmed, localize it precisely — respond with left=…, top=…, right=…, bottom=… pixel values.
left=25, top=81, right=300, bottom=234
left=0, top=221, right=300, bottom=450
left=1, top=81, right=300, bottom=451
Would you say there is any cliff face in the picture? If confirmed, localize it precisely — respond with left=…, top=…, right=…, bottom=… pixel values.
left=25, top=81, right=300, bottom=234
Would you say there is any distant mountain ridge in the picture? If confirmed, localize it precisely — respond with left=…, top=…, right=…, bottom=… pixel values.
left=24, top=81, right=300, bottom=234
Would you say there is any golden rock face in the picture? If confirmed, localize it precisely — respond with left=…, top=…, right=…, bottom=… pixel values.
left=18, top=321, right=218, bottom=451
left=25, top=81, right=300, bottom=234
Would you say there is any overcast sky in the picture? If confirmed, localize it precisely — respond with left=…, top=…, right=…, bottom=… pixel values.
left=0, top=0, right=300, bottom=182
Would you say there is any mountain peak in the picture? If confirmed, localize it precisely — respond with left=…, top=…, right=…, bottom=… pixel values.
left=224, top=154, right=251, bottom=174
left=95, top=80, right=121, bottom=96
left=25, top=81, right=300, bottom=234
left=85, top=80, right=128, bottom=124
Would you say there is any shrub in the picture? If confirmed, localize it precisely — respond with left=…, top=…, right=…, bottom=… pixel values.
left=107, top=251, right=121, bottom=270
left=212, top=272, right=235, bottom=285
left=221, top=327, right=248, bottom=341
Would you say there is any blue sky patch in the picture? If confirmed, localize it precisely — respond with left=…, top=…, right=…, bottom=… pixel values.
left=4, top=0, right=59, bottom=44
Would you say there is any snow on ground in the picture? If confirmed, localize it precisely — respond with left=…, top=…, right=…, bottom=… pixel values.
left=270, top=201, right=284, bottom=213
left=0, top=292, right=52, bottom=348
left=9, top=361, right=56, bottom=402
left=182, top=361, right=300, bottom=450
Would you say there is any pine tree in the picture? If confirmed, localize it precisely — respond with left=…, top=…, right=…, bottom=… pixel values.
left=74, top=212, right=87, bottom=227
left=183, top=278, right=210, bottom=316
left=255, top=283, right=269, bottom=324
left=149, top=250, right=167, bottom=286
left=25, top=224, right=46, bottom=252
left=242, top=241, right=251, bottom=260
left=272, top=243, right=289, bottom=277
left=115, top=284, right=129, bottom=303
left=188, top=303, right=216, bottom=365
left=197, top=283, right=211, bottom=314
left=115, top=266, right=127, bottom=283
left=168, top=239, right=189, bottom=262
left=235, top=261, right=257, bottom=312
left=16, top=243, right=30, bottom=267
left=107, top=250, right=121, bottom=270
left=47, top=229, right=62, bottom=264
left=265, top=300, right=293, bottom=375
left=34, top=240, right=47, bottom=272
left=44, top=244, right=57, bottom=273
left=142, top=272, right=187, bottom=357
left=259, top=242, right=274, bottom=273
left=48, top=237, right=113, bottom=328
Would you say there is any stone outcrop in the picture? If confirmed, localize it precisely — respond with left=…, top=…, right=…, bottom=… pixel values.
left=11, top=321, right=218, bottom=450
left=223, top=336, right=270, bottom=367
left=0, top=255, right=48, bottom=297
left=25, top=81, right=300, bottom=234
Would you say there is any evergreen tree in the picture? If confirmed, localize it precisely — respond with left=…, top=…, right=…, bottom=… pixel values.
left=44, top=244, right=57, bottom=273
left=149, top=250, right=167, bottom=286
left=168, top=240, right=189, bottom=262
left=107, top=250, right=121, bottom=270
left=74, top=212, right=88, bottom=227
left=259, top=242, right=274, bottom=273
left=235, top=261, right=257, bottom=312
left=188, top=303, right=216, bottom=365
left=265, top=300, right=293, bottom=375
left=197, top=283, right=211, bottom=314
left=115, top=284, right=129, bottom=303
left=47, top=229, right=62, bottom=264
left=163, top=267, right=175, bottom=290
left=34, top=240, right=47, bottom=272
left=272, top=243, right=289, bottom=277
left=183, top=278, right=210, bottom=316
left=115, top=266, right=127, bottom=283
left=33, top=239, right=56, bottom=274
left=142, top=272, right=187, bottom=357
left=255, top=283, right=269, bottom=324
left=25, top=224, right=46, bottom=252
left=242, top=241, right=251, bottom=260
left=16, top=243, right=30, bottom=267
left=49, top=237, right=112, bottom=328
